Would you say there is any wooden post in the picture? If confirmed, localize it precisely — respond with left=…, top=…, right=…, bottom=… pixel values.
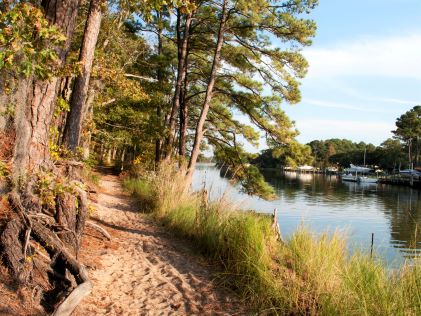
left=370, top=233, right=374, bottom=258
left=201, top=189, right=208, bottom=209
left=272, top=208, right=283, bottom=242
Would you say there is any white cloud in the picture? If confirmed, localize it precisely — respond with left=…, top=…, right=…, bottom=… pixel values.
left=303, top=98, right=400, bottom=114
left=295, top=119, right=394, bottom=145
left=363, top=97, right=421, bottom=106
left=304, top=34, right=421, bottom=79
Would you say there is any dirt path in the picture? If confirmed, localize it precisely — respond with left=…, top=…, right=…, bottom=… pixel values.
left=75, top=174, right=245, bottom=316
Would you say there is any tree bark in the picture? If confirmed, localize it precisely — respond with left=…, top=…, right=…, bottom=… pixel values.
left=13, top=0, right=80, bottom=176
left=179, top=73, right=189, bottom=157
left=1, top=3, right=97, bottom=313
left=163, top=10, right=193, bottom=159
left=155, top=11, right=164, bottom=164
left=63, top=0, right=103, bottom=152
left=186, top=0, right=228, bottom=180
left=178, top=30, right=191, bottom=158
left=79, top=86, right=96, bottom=160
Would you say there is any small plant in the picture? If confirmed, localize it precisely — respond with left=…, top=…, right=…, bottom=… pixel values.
left=0, top=161, right=9, bottom=179
left=33, top=171, right=80, bottom=208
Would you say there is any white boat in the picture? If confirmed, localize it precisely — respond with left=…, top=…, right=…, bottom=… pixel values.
left=342, top=173, right=358, bottom=182
left=357, top=176, right=378, bottom=183
left=345, top=164, right=372, bottom=173
left=298, top=165, right=314, bottom=171
left=341, top=164, right=378, bottom=183
left=399, top=169, right=421, bottom=177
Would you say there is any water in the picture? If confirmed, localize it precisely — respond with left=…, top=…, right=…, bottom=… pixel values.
left=192, top=164, right=421, bottom=265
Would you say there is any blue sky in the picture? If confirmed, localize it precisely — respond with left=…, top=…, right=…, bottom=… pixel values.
left=279, top=0, right=421, bottom=146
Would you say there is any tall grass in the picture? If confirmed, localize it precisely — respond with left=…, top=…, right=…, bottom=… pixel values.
left=123, top=164, right=421, bottom=315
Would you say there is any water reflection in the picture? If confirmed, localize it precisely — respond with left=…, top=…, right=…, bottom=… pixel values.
left=192, top=164, right=421, bottom=264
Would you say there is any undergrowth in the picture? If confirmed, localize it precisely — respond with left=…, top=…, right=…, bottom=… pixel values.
left=123, top=164, right=421, bottom=315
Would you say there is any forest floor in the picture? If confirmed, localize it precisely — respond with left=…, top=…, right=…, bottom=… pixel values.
left=74, top=173, right=246, bottom=316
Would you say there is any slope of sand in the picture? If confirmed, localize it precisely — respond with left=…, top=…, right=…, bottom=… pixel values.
left=75, top=174, right=246, bottom=316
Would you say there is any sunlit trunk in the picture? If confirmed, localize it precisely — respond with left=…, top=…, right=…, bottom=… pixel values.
left=186, top=0, right=228, bottom=181
left=13, top=0, right=80, bottom=176
left=164, top=10, right=193, bottom=159
left=63, top=0, right=104, bottom=151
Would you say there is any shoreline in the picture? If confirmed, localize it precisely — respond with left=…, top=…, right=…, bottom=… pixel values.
left=123, top=165, right=421, bottom=315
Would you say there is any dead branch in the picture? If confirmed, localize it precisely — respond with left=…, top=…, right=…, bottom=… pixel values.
left=272, top=208, right=283, bottom=243
left=52, top=266, right=92, bottom=316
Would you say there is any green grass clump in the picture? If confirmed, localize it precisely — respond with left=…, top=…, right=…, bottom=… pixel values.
left=123, top=164, right=421, bottom=315
left=122, top=177, right=156, bottom=212
left=80, top=166, right=100, bottom=185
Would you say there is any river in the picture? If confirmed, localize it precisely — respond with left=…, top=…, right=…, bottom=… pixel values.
left=192, top=163, right=421, bottom=265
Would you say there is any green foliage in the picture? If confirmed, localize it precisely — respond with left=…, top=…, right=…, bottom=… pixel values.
left=393, top=105, right=421, bottom=142
left=0, top=3, right=66, bottom=81
left=252, top=141, right=313, bottom=169
left=304, top=138, right=409, bottom=171
left=377, top=138, right=406, bottom=170
left=393, top=105, right=421, bottom=165
left=214, top=145, right=276, bottom=200
left=122, top=177, right=156, bottom=212
left=33, top=172, right=83, bottom=208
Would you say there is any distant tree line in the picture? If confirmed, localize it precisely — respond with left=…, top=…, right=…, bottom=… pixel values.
left=252, top=105, right=421, bottom=172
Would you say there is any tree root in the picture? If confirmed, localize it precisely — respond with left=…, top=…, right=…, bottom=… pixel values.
left=1, top=189, right=92, bottom=314
left=52, top=265, right=92, bottom=316
left=86, top=220, right=111, bottom=240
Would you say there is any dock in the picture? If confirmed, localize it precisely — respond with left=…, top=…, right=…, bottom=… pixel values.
left=378, top=175, right=421, bottom=188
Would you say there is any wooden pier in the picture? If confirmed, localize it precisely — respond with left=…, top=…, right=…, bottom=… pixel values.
left=378, top=175, right=421, bottom=188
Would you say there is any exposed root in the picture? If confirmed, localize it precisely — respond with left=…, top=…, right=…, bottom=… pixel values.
left=1, top=186, right=91, bottom=314
left=86, top=220, right=111, bottom=240
left=52, top=266, right=92, bottom=316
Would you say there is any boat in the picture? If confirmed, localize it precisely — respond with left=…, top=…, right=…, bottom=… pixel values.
left=357, top=176, right=378, bottom=183
left=341, top=164, right=378, bottom=183
left=341, top=173, right=357, bottom=182
left=399, top=169, right=421, bottom=177
left=298, top=165, right=314, bottom=171
left=348, top=164, right=372, bottom=173
left=341, top=148, right=379, bottom=183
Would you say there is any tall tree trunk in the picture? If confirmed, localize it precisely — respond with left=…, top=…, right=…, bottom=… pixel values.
left=82, top=86, right=96, bottom=160
left=120, top=146, right=126, bottom=171
left=2, top=2, right=94, bottom=313
left=63, top=0, right=103, bottom=151
left=13, top=0, right=80, bottom=175
left=155, top=11, right=164, bottom=164
left=186, top=0, right=228, bottom=181
left=179, top=73, right=189, bottom=157
left=56, top=76, right=74, bottom=146
left=179, top=31, right=191, bottom=158
left=163, top=10, right=192, bottom=159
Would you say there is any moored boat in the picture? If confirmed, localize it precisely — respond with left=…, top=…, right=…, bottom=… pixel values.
left=357, top=176, right=378, bottom=183
left=341, top=164, right=378, bottom=183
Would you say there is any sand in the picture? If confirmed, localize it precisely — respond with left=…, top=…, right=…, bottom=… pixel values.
left=74, top=174, right=246, bottom=316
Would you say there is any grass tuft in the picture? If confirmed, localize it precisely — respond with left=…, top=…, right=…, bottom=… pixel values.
left=123, top=164, right=421, bottom=315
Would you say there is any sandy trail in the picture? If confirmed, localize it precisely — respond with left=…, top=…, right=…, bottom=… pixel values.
left=75, top=174, right=245, bottom=316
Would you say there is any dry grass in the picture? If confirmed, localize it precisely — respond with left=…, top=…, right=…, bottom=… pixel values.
left=124, top=163, right=421, bottom=315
